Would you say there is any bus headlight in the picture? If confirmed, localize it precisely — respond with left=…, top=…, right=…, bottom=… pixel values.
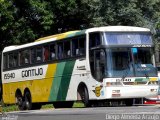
left=106, top=82, right=122, bottom=87
left=150, top=89, right=157, bottom=92
left=148, top=81, right=158, bottom=85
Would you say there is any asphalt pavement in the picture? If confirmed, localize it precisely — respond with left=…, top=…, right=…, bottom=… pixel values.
left=1, top=105, right=160, bottom=120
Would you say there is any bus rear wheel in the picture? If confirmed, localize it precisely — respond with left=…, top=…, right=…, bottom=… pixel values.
left=16, top=95, right=25, bottom=110
left=24, top=92, right=42, bottom=110
left=24, top=91, right=32, bottom=110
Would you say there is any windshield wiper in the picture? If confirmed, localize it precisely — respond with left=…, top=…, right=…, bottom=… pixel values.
left=121, top=63, right=130, bottom=81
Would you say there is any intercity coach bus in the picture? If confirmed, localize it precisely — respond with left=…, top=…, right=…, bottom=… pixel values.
left=1, top=26, right=159, bottom=110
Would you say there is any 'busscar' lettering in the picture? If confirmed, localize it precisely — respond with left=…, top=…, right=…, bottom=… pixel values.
left=22, top=68, right=43, bottom=78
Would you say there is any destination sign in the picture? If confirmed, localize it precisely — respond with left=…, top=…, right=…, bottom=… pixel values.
left=104, top=33, right=152, bottom=45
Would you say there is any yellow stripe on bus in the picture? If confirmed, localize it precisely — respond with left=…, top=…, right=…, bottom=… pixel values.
left=2, top=63, right=57, bottom=104
left=36, top=31, right=79, bottom=41
left=150, top=78, right=158, bottom=81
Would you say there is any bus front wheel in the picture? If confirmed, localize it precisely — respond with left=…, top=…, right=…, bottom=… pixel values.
left=80, top=86, right=90, bottom=107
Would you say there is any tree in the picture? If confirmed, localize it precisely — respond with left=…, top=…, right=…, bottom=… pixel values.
left=47, top=0, right=92, bottom=32
left=0, top=0, right=54, bottom=50
left=91, top=0, right=160, bottom=29
left=0, top=0, right=160, bottom=51
left=0, top=0, right=16, bottom=50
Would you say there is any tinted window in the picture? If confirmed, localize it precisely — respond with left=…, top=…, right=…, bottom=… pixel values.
left=57, top=42, right=64, bottom=59
left=72, top=39, right=78, bottom=56
left=36, top=47, right=42, bottom=62
left=72, top=37, right=86, bottom=56
left=43, top=45, right=50, bottom=62
left=89, top=32, right=101, bottom=48
left=31, top=48, right=36, bottom=64
left=50, top=44, right=56, bottom=60
left=79, top=37, right=85, bottom=55
left=20, top=50, right=30, bottom=65
left=9, top=53, right=18, bottom=68
left=64, top=41, right=71, bottom=58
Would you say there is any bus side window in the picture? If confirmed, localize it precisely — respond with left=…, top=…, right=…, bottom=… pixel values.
left=57, top=42, right=63, bottom=59
left=31, top=48, right=36, bottom=64
left=20, top=50, right=29, bottom=65
left=8, top=53, right=13, bottom=68
left=64, top=41, right=71, bottom=58
left=79, top=37, right=86, bottom=55
left=19, top=51, right=23, bottom=65
left=89, top=32, right=101, bottom=48
left=13, top=53, right=18, bottom=67
left=9, top=53, right=18, bottom=68
left=72, top=39, right=78, bottom=56
left=43, top=45, right=49, bottom=62
left=24, top=50, right=29, bottom=64
left=3, top=54, right=8, bottom=69
left=50, top=44, right=56, bottom=60
left=36, top=47, right=42, bottom=62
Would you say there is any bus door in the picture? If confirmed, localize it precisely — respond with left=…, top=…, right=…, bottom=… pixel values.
left=90, top=49, right=106, bottom=97
left=90, top=49, right=106, bottom=90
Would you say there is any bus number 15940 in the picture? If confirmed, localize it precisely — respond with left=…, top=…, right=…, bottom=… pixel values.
left=4, top=73, right=15, bottom=79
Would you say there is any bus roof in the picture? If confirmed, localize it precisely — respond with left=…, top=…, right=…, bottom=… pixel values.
left=3, top=26, right=150, bottom=53
left=86, top=26, right=150, bottom=33
left=3, top=30, right=86, bottom=53
left=36, top=30, right=85, bottom=41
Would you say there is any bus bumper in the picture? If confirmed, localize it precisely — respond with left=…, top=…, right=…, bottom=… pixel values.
left=104, top=86, right=159, bottom=99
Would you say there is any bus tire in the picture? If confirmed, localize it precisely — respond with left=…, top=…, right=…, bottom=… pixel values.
left=24, top=91, right=32, bottom=110
left=15, top=89, right=25, bottom=110
left=16, top=92, right=25, bottom=110
left=81, top=87, right=90, bottom=107
left=53, top=101, right=74, bottom=108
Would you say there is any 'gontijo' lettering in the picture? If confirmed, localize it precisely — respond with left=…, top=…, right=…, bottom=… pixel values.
left=22, top=68, right=43, bottom=78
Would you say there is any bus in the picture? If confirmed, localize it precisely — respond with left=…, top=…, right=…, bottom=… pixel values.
left=1, top=26, right=159, bottom=110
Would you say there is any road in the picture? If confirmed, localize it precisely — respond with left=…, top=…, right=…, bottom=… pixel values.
left=2, top=105, right=160, bottom=120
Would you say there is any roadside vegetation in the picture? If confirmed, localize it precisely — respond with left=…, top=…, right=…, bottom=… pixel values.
left=1, top=102, right=84, bottom=112
left=1, top=0, right=160, bottom=52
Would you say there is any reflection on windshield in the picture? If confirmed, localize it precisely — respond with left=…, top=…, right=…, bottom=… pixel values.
left=133, top=48, right=151, bottom=64
left=104, top=48, right=157, bottom=78
left=105, top=48, right=134, bottom=77
left=132, top=48, right=157, bottom=77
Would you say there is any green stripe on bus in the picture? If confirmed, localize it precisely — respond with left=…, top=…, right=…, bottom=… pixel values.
left=56, top=60, right=76, bottom=101
left=135, top=78, right=149, bottom=82
left=67, top=30, right=86, bottom=38
left=49, top=62, right=66, bottom=101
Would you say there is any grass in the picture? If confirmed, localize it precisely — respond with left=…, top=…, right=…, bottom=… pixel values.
left=73, top=102, right=84, bottom=108
left=1, top=102, right=84, bottom=112
left=1, top=104, right=19, bottom=112
left=41, top=104, right=53, bottom=109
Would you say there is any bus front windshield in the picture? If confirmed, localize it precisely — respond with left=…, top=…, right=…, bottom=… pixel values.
left=104, top=47, right=157, bottom=78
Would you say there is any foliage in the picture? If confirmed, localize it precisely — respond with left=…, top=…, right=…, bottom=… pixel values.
left=0, top=0, right=160, bottom=51
left=1, top=102, right=84, bottom=112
